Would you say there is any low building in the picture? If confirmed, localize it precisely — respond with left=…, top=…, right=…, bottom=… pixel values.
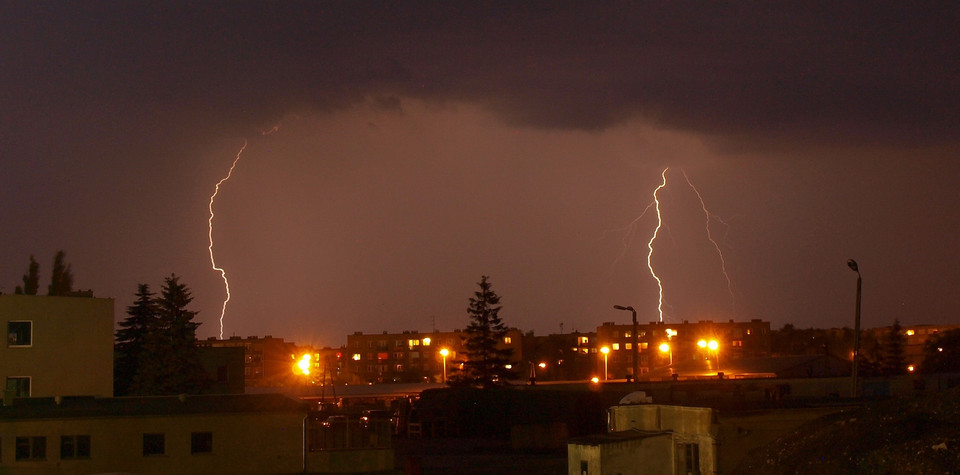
left=0, top=393, right=393, bottom=474
left=568, top=404, right=719, bottom=475
left=198, top=336, right=340, bottom=389
left=1, top=295, right=114, bottom=402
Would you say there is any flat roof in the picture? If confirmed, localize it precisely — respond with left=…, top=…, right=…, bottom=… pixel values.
left=0, top=393, right=308, bottom=420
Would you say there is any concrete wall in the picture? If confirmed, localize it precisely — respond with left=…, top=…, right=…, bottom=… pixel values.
left=568, top=434, right=674, bottom=475
left=608, top=404, right=715, bottom=435
left=1, top=295, right=114, bottom=399
left=307, top=448, right=395, bottom=473
left=0, top=411, right=307, bottom=474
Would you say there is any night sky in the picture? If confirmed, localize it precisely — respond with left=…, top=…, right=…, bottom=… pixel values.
left=3, top=2, right=959, bottom=347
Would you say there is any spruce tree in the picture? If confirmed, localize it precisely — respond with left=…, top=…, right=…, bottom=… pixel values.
left=114, top=284, right=157, bottom=396
left=131, top=275, right=210, bottom=395
left=455, top=275, right=516, bottom=387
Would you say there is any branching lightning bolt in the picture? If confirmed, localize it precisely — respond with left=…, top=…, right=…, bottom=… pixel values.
left=209, top=140, right=247, bottom=340
left=681, top=169, right=735, bottom=309
left=648, top=168, right=668, bottom=323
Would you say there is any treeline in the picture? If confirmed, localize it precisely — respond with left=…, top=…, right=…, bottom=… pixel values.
left=114, top=275, right=209, bottom=396
left=8, top=251, right=90, bottom=297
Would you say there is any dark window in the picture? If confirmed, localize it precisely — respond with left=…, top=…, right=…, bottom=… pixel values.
left=679, top=442, right=700, bottom=475
left=5, top=377, right=30, bottom=398
left=142, top=433, right=165, bottom=456
left=7, top=321, right=32, bottom=346
left=190, top=432, right=213, bottom=454
left=216, top=365, right=228, bottom=382
left=580, top=460, right=588, bottom=475
left=15, top=436, right=45, bottom=461
left=61, top=435, right=91, bottom=459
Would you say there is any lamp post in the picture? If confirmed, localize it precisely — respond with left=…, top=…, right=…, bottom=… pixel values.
left=708, top=340, right=719, bottom=376
left=848, top=259, right=862, bottom=398
left=613, top=305, right=638, bottom=381
left=600, top=346, right=610, bottom=380
left=439, top=348, right=449, bottom=384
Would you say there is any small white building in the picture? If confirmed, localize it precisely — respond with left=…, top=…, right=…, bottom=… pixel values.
left=568, top=404, right=718, bottom=475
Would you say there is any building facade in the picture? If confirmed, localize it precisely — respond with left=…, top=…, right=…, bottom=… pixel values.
left=595, top=319, right=771, bottom=379
left=1, top=295, right=114, bottom=402
left=345, top=329, right=524, bottom=384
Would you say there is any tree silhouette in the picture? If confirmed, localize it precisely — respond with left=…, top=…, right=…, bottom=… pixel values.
left=921, top=329, right=960, bottom=374
left=114, top=284, right=158, bottom=396
left=880, top=319, right=907, bottom=375
left=129, top=275, right=209, bottom=395
left=47, top=250, right=73, bottom=296
left=454, top=275, right=516, bottom=387
left=14, top=255, right=40, bottom=295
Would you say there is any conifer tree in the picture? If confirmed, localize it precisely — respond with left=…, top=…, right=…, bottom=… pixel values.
left=881, top=319, right=907, bottom=375
left=114, top=284, right=157, bottom=396
left=454, top=275, right=516, bottom=387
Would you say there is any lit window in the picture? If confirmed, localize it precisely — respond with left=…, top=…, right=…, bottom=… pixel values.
left=5, top=377, right=30, bottom=398
left=746, top=329, right=752, bottom=335
left=352, top=353, right=361, bottom=361
left=625, top=343, right=632, bottom=350
left=408, top=339, right=420, bottom=348
left=16, top=436, right=46, bottom=461
left=640, top=342, right=648, bottom=350
left=612, top=343, right=620, bottom=350
left=191, top=432, right=213, bottom=454
left=624, top=332, right=632, bottom=338
left=905, top=329, right=915, bottom=336
left=143, top=433, right=165, bottom=456
left=504, top=336, right=512, bottom=344
left=61, top=435, right=91, bottom=459
left=422, top=337, right=431, bottom=346
left=732, top=340, right=743, bottom=347
left=579, top=336, right=589, bottom=344
left=7, top=321, right=32, bottom=347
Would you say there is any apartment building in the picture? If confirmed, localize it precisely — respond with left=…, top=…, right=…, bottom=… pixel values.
left=1, top=295, right=114, bottom=402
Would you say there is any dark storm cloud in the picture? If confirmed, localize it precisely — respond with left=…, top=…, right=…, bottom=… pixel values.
left=3, top=1, right=958, bottom=151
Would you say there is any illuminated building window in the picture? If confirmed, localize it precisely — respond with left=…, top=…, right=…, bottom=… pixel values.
left=16, top=436, right=46, bottom=461
left=142, top=433, right=165, bottom=456
left=732, top=340, right=743, bottom=347
left=422, top=337, right=431, bottom=346
left=395, top=364, right=404, bottom=372
left=581, top=348, right=589, bottom=354
left=624, top=332, right=631, bottom=338
left=905, top=329, right=915, bottom=336
left=191, top=432, right=213, bottom=454
left=640, top=342, right=648, bottom=350
left=579, top=336, right=589, bottom=345
left=60, top=435, right=91, bottom=459
left=625, top=343, right=632, bottom=350
left=7, top=321, right=32, bottom=347
left=352, top=353, right=361, bottom=361
left=377, top=352, right=388, bottom=362
left=504, top=337, right=512, bottom=344
left=612, top=343, right=620, bottom=350
left=746, top=329, right=752, bottom=335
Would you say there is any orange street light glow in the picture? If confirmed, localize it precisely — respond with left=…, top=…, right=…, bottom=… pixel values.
left=659, top=342, right=670, bottom=353
left=296, top=354, right=312, bottom=375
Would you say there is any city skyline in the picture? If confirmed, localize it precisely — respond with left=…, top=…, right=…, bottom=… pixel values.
left=2, top=3, right=959, bottom=347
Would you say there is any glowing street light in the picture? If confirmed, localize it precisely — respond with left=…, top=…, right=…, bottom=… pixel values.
left=296, top=353, right=312, bottom=376
left=439, top=348, right=449, bottom=383
left=698, top=339, right=720, bottom=375
left=613, top=305, right=638, bottom=381
left=600, top=346, right=610, bottom=380
left=848, top=258, right=862, bottom=398
left=659, top=342, right=673, bottom=366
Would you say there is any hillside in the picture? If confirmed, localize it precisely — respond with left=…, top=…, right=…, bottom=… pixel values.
left=732, top=387, right=960, bottom=474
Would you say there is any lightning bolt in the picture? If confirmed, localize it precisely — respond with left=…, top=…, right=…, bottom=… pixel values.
left=208, top=140, right=247, bottom=340
left=681, top=169, right=735, bottom=308
left=648, top=168, right=668, bottom=322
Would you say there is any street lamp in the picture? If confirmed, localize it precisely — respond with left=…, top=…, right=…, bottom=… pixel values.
left=659, top=342, right=673, bottom=366
left=439, top=348, right=449, bottom=384
left=600, top=346, right=610, bottom=380
left=848, top=259, right=862, bottom=398
left=698, top=339, right=720, bottom=375
left=613, top=305, right=639, bottom=381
